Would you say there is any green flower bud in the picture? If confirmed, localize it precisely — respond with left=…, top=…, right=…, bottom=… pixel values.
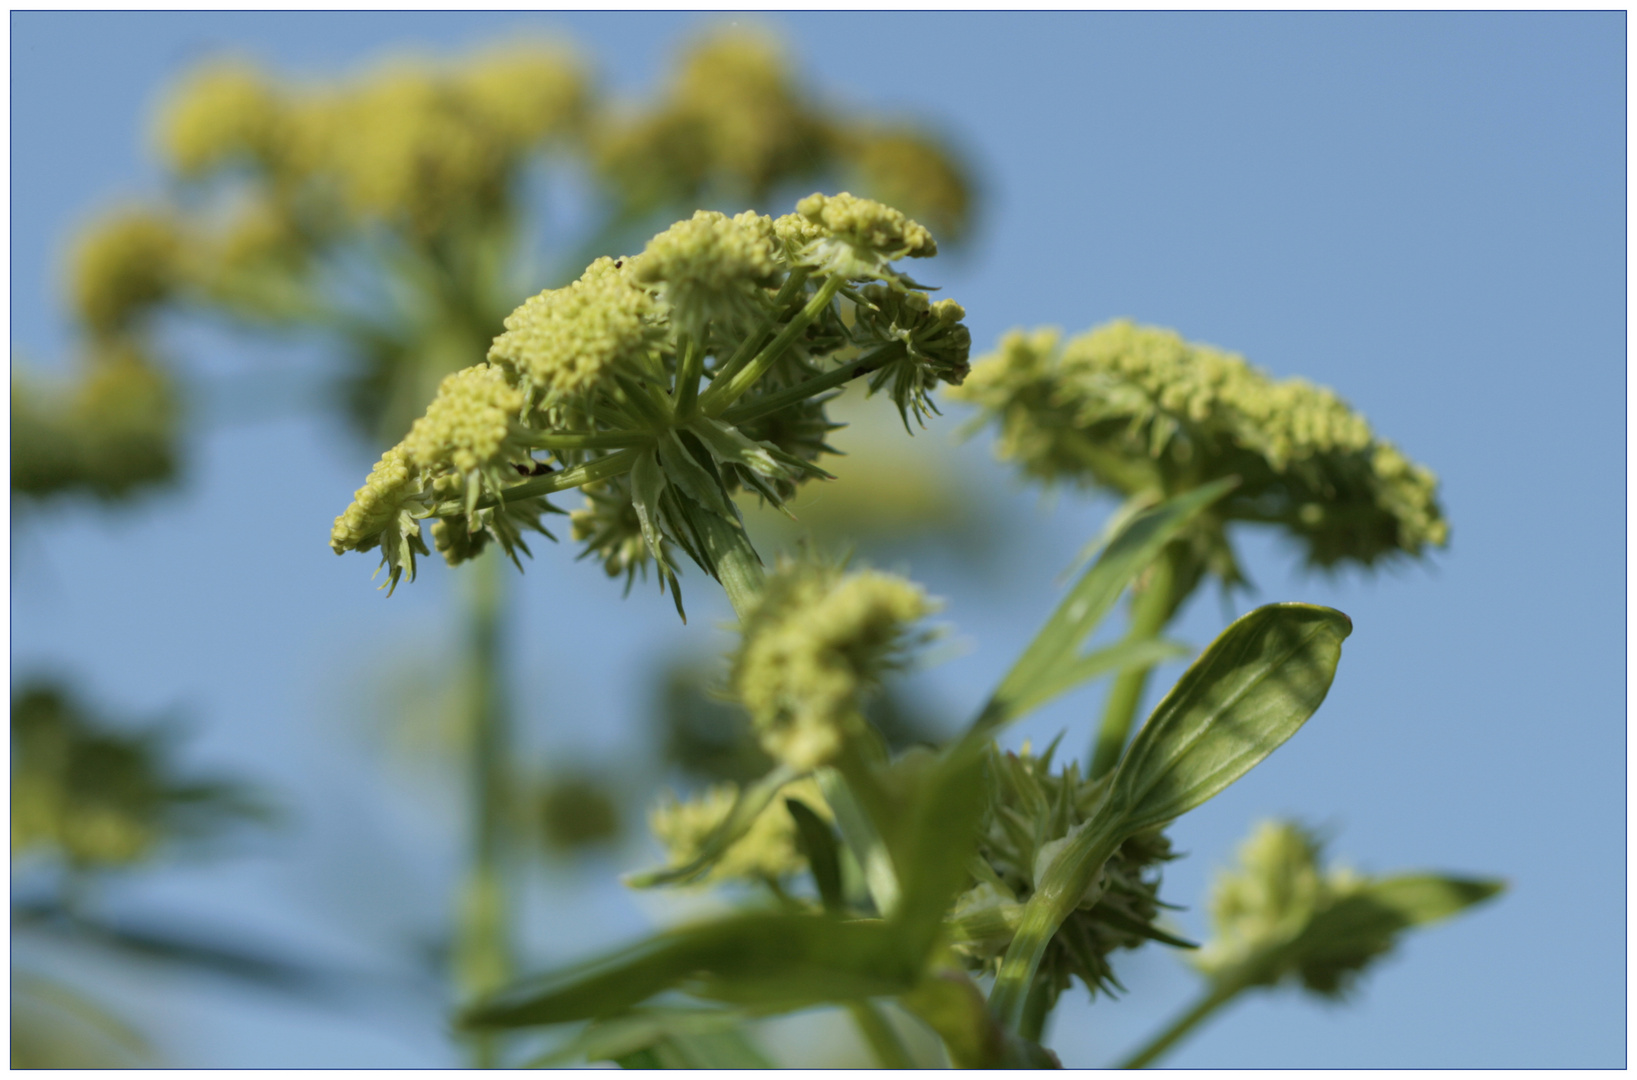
left=949, top=742, right=1178, bottom=1006
left=731, top=558, right=937, bottom=771
left=647, top=777, right=831, bottom=885
left=629, top=209, right=780, bottom=340
left=954, top=320, right=1449, bottom=569
left=329, top=445, right=431, bottom=593
left=570, top=478, right=660, bottom=588
left=852, top=285, right=971, bottom=427
left=794, top=191, right=936, bottom=285
left=68, top=208, right=185, bottom=335
left=487, top=256, right=663, bottom=406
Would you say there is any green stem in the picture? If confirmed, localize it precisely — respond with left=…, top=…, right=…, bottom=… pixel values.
left=699, top=274, right=843, bottom=415
left=690, top=506, right=767, bottom=619
left=720, top=342, right=906, bottom=426
left=428, top=448, right=641, bottom=517
left=847, top=1001, right=915, bottom=1069
left=704, top=270, right=811, bottom=395
left=512, top=429, right=649, bottom=451
left=456, top=549, right=513, bottom=1068
left=1090, top=542, right=1182, bottom=779
left=673, top=334, right=704, bottom=419
left=988, top=821, right=1123, bottom=1031
left=1116, top=979, right=1243, bottom=1069
left=1018, top=979, right=1054, bottom=1045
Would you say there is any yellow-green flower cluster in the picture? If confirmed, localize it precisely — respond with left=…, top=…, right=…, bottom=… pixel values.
left=156, top=59, right=287, bottom=177
left=11, top=346, right=179, bottom=502
left=792, top=191, right=937, bottom=285
left=953, top=320, right=1449, bottom=568
left=587, top=29, right=974, bottom=241
left=335, top=195, right=966, bottom=608
left=158, top=45, right=587, bottom=238
left=648, top=777, right=831, bottom=885
left=456, top=41, right=588, bottom=148
left=838, top=127, right=973, bottom=244
left=1192, top=820, right=1375, bottom=995
left=329, top=446, right=431, bottom=592
left=629, top=210, right=779, bottom=339
left=731, top=560, right=936, bottom=770
left=400, top=364, right=528, bottom=480
left=487, top=256, right=664, bottom=406
left=948, top=742, right=1176, bottom=1005
left=592, top=30, right=831, bottom=211
left=68, top=209, right=187, bottom=335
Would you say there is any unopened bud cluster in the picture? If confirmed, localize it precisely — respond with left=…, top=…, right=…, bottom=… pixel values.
left=949, top=742, right=1175, bottom=1006
left=954, top=320, right=1448, bottom=568
left=730, top=558, right=937, bottom=770
left=331, top=194, right=970, bottom=604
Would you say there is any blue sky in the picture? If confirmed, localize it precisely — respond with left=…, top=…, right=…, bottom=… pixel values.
left=10, top=11, right=1625, bottom=1068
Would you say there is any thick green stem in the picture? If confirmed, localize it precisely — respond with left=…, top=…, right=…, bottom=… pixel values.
left=456, top=549, right=513, bottom=1068
left=1091, top=543, right=1182, bottom=779
left=699, top=275, right=843, bottom=415
left=1018, top=979, right=1054, bottom=1044
left=1116, top=979, right=1243, bottom=1069
left=847, top=1001, right=915, bottom=1068
left=691, top=507, right=767, bottom=619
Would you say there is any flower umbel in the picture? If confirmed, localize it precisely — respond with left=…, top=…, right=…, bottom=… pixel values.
left=731, top=558, right=937, bottom=771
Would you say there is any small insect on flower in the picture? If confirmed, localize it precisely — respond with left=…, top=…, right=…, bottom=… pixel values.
left=513, top=459, right=558, bottom=478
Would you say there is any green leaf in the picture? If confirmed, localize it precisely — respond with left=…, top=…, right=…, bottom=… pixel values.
left=625, top=764, right=800, bottom=888
left=881, top=744, right=991, bottom=956
left=461, top=912, right=918, bottom=1030
left=1002, top=636, right=1190, bottom=722
left=1110, top=603, right=1352, bottom=832
left=1291, top=874, right=1504, bottom=993
left=973, top=478, right=1237, bottom=739
left=987, top=603, right=1350, bottom=1029
left=786, top=796, right=845, bottom=913
left=657, top=429, right=733, bottom=518
left=685, top=415, right=792, bottom=483
left=628, top=446, right=671, bottom=565
left=816, top=766, right=901, bottom=917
